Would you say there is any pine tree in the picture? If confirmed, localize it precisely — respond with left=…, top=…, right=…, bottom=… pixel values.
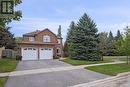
left=117, top=30, right=121, bottom=38
left=66, top=21, right=77, bottom=57
left=106, top=31, right=115, bottom=55
left=68, top=13, right=101, bottom=60
left=115, top=30, right=122, bottom=40
left=0, top=27, right=16, bottom=49
left=66, top=21, right=76, bottom=44
left=107, top=31, right=113, bottom=43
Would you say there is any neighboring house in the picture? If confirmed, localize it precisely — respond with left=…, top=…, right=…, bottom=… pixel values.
left=20, top=27, right=63, bottom=60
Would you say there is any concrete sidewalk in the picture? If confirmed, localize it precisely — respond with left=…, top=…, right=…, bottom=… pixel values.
left=0, top=61, right=124, bottom=77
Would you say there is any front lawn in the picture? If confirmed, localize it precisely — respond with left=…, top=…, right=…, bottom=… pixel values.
left=0, top=58, right=18, bottom=87
left=103, top=56, right=127, bottom=61
left=62, top=57, right=113, bottom=65
left=86, top=63, right=130, bottom=76
left=0, top=77, right=7, bottom=87
left=0, top=58, right=18, bottom=73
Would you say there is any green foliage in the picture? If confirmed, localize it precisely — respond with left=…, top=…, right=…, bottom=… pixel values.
left=98, top=32, right=108, bottom=55
left=115, top=26, right=130, bottom=64
left=105, top=31, right=116, bottom=56
left=0, top=27, right=16, bottom=49
left=66, top=21, right=77, bottom=57
left=67, top=13, right=101, bottom=60
left=53, top=55, right=60, bottom=59
left=115, top=36, right=125, bottom=55
left=115, top=30, right=122, bottom=40
left=66, top=21, right=76, bottom=44
left=0, top=0, right=22, bottom=26
left=123, top=26, right=130, bottom=55
left=63, top=41, right=69, bottom=57
left=14, top=37, right=23, bottom=50
left=0, top=0, right=22, bottom=49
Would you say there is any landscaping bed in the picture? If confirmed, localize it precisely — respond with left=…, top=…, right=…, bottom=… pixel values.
left=86, top=63, right=130, bottom=76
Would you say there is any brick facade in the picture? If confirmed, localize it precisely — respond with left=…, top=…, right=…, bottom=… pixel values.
left=20, top=29, right=62, bottom=58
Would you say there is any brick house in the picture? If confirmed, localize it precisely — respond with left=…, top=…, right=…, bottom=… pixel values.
left=20, top=27, right=63, bottom=60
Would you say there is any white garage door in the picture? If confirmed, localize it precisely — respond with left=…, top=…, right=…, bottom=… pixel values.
left=22, top=48, right=38, bottom=60
left=39, top=48, right=53, bottom=59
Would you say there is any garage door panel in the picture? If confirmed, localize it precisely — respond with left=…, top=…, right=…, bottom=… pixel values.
left=40, top=48, right=53, bottom=59
left=22, top=48, right=38, bottom=60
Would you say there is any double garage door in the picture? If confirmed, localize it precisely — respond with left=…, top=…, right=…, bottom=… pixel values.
left=22, top=48, right=53, bottom=60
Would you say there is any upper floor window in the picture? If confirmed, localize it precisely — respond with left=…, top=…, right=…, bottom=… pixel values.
left=29, top=37, right=35, bottom=42
left=43, top=35, right=50, bottom=42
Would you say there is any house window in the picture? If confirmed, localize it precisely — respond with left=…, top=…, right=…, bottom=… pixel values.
left=57, top=48, right=60, bottom=53
left=29, top=37, right=35, bottom=42
left=28, top=48, right=32, bottom=50
left=43, top=35, right=50, bottom=42
left=24, top=48, right=27, bottom=50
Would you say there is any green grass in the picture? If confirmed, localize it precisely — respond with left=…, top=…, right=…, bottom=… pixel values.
left=62, top=57, right=113, bottom=65
left=86, top=63, right=130, bottom=76
left=0, top=58, right=18, bottom=73
left=0, top=58, right=18, bottom=87
left=103, top=56, right=127, bottom=61
left=0, top=77, right=7, bottom=87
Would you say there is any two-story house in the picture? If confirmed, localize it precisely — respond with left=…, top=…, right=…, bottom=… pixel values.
left=20, top=27, right=62, bottom=60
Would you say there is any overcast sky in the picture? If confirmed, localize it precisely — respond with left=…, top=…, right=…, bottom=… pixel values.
left=9, top=0, right=130, bottom=41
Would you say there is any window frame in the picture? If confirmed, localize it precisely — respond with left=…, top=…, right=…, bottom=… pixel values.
left=43, top=35, right=50, bottom=42
left=29, top=37, right=35, bottom=42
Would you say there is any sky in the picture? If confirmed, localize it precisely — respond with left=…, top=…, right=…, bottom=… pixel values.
left=9, top=0, right=130, bottom=41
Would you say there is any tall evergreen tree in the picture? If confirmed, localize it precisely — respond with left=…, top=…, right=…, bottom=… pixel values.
left=66, top=21, right=76, bottom=43
left=107, top=31, right=113, bottom=43
left=115, top=30, right=122, bottom=40
left=0, top=27, right=16, bottom=49
left=117, top=30, right=122, bottom=38
left=68, top=13, right=101, bottom=60
left=106, top=31, right=115, bottom=55
left=66, top=21, right=77, bottom=57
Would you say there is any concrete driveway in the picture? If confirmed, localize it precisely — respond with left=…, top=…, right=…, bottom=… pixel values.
left=16, top=59, right=71, bottom=70
left=5, top=60, right=109, bottom=87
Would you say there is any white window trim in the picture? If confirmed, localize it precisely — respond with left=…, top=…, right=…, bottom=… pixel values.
left=29, top=37, right=35, bottom=42
left=43, top=35, right=50, bottom=42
